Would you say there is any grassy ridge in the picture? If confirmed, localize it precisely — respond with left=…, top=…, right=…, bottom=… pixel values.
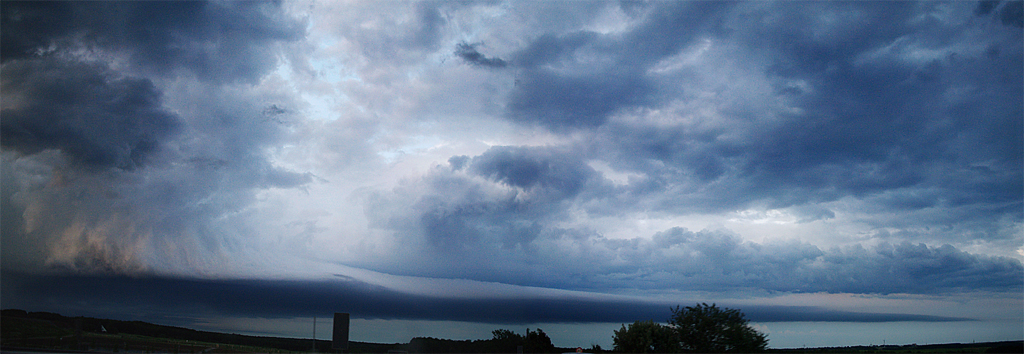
left=1, top=309, right=341, bottom=353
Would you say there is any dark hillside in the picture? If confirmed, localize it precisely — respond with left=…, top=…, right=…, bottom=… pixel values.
left=0, top=310, right=571, bottom=353
left=1, top=309, right=383, bottom=352
left=2, top=310, right=1020, bottom=353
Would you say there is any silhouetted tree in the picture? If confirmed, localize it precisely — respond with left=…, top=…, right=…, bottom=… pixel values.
left=492, top=329, right=519, bottom=342
left=489, top=328, right=556, bottom=353
left=523, top=328, right=555, bottom=353
left=612, top=320, right=679, bottom=353
left=669, top=303, right=767, bottom=353
left=489, top=329, right=520, bottom=352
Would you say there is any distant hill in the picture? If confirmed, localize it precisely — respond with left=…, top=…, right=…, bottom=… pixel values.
left=2, top=309, right=1020, bottom=353
left=1, top=309, right=384, bottom=353
left=0, top=309, right=572, bottom=353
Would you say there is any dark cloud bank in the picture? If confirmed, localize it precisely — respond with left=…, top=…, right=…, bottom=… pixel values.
left=422, top=2, right=1024, bottom=260
left=1, top=0, right=1021, bottom=331
left=495, top=0, right=1022, bottom=212
left=1, top=0, right=311, bottom=274
left=2, top=0, right=306, bottom=167
left=0, top=271, right=967, bottom=326
left=1, top=1, right=304, bottom=83
left=362, top=0, right=1024, bottom=300
left=368, top=151, right=1023, bottom=294
left=1, top=57, right=181, bottom=170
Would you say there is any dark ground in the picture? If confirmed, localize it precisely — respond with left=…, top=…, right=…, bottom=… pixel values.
left=2, top=309, right=1020, bottom=353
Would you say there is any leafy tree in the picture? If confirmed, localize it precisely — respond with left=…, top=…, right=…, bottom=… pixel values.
left=489, top=329, right=520, bottom=352
left=491, top=329, right=519, bottom=342
left=613, top=320, right=679, bottom=353
left=668, top=303, right=768, bottom=353
left=522, top=328, right=555, bottom=353
left=489, top=328, right=556, bottom=353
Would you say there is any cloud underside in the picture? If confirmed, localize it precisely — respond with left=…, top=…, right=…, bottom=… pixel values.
left=0, top=272, right=968, bottom=324
left=365, top=146, right=1022, bottom=294
left=1, top=0, right=313, bottom=276
left=0, top=0, right=1021, bottom=321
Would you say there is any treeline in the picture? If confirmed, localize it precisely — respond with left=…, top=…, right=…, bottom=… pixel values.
left=399, top=329, right=568, bottom=353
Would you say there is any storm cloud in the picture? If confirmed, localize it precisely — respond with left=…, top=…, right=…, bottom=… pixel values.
left=0, top=272, right=970, bottom=325
left=364, top=148, right=1022, bottom=294
left=1, top=57, right=181, bottom=169
left=497, top=0, right=1024, bottom=217
left=1, top=0, right=312, bottom=274
left=1, top=0, right=1020, bottom=347
left=1, top=1, right=305, bottom=83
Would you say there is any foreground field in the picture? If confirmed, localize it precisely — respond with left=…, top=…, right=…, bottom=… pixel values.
left=2, top=310, right=1020, bottom=353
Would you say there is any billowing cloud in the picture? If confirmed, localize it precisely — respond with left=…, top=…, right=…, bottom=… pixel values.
left=1, top=0, right=1021, bottom=346
left=363, top=146, right=1021, bottom=294
left=1, top=57, right=181, bottom=169
left=503, top=1, right=733, bottom=131
left=1, top=1, right=305, bottom=83
left=1, top=0, right=312, bottom=275
left=364, top=146, right=600, bottom=269
left=502, top=0, right=1024, bottom=217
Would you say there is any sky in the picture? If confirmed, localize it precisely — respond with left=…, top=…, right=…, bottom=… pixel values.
left=1, top=0, right=1022, bottom=349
